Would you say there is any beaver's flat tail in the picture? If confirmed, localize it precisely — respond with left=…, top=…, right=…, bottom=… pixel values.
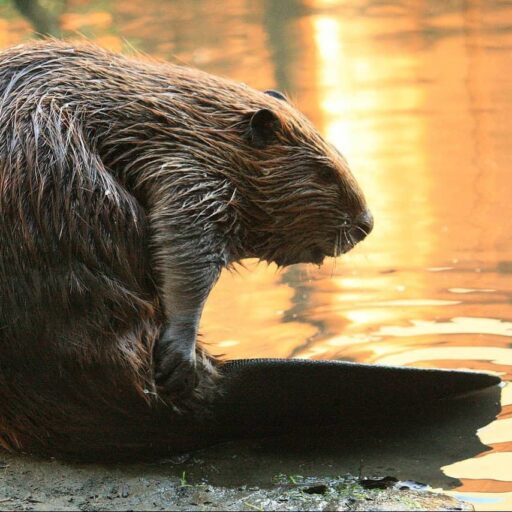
left=209, top=358, right=501, bottom=438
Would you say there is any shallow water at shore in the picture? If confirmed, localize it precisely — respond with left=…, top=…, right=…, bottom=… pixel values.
left=1, top=0, right=511, bottom=509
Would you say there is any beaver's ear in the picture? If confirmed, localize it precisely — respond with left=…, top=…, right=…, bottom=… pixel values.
left=264, top=90, right=288, bottom=102
left=249, top=108, right=281, bottom=148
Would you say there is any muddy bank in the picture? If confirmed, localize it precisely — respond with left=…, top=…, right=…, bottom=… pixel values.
left=0, top=346, right=498, bottom=511
left=0, top=387, right=501, bottom=510
left=0, top=449, right=471, bottom=511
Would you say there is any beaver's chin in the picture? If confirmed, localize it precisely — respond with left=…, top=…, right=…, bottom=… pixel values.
left=271, top=238, right=357, bottom=267
left=274, top=246, right=326, bottom=267
left=275, top=240, right=357, bottom=267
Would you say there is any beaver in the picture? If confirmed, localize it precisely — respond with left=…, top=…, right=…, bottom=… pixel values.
left=0, top=40, right=372, bottom=460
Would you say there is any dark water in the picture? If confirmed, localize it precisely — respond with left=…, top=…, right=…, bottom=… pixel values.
left=1, top=0, right=511, bottom=508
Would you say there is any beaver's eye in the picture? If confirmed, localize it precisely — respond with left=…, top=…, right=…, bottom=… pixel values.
left=317, top=166, right=337, bottom=185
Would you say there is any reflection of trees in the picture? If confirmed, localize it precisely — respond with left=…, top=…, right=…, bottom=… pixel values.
left=262, top=0, right=306, bottom=93
left=13, top=0, right=67, bottom=37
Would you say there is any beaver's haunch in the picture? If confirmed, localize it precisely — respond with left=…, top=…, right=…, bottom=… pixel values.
left=0, top=41, right=372, bottom=460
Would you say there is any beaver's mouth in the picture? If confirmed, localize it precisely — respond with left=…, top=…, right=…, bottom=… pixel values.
left=273, top=230, right=364, bottom=267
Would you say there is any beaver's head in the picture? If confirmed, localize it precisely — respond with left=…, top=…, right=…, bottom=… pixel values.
left=236, top=90, right=373, bottom=267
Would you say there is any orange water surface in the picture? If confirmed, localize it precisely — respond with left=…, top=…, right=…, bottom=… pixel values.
left=1, top=0, right=511, bottom=509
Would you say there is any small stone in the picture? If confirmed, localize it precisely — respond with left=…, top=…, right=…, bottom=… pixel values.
left=303, top=484, right=328, bottom=495
left=359, top=476, right=398, bottom=489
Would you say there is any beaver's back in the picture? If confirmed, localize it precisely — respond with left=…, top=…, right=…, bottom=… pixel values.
left=0, top=40, right=267, bottom=131
left=0, top=42, right=162, bottom=100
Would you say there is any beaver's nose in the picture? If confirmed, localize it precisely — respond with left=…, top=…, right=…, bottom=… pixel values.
left=350, top=210, right=374, bottom=244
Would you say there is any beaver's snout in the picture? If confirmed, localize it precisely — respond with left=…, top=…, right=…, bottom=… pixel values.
left=349, top=210, right=374, bottom=244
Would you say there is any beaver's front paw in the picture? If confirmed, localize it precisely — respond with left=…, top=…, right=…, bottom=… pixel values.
left=154, top=330, right=199, bottom=398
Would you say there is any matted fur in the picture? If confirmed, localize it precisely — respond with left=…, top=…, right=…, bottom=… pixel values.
left=0, top=41, right=368, bottom=460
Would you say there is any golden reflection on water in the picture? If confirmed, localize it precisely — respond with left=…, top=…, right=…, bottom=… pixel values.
left=1, top=0, right=512, bottom=508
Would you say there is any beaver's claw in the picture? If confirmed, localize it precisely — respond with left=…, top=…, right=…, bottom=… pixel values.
left=154, top=335, right=200, bottom=398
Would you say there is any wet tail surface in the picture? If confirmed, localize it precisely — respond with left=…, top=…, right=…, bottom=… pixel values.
left=210, top=358, right=501, bottom=438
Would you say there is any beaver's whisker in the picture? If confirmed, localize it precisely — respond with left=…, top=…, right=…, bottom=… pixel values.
left=343, top=229, right=350, bottom=247
left=353, top=225, right=369, bottom=237
left=331, top=232, right=339, bottom=277
left=337, top=229, right=344, bottom=255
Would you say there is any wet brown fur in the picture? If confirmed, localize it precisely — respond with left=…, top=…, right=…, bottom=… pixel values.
left=0, top=41, right=368, bottom=460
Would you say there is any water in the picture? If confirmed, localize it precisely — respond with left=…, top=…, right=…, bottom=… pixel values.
left=1, top=0, right=511, bottom=509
